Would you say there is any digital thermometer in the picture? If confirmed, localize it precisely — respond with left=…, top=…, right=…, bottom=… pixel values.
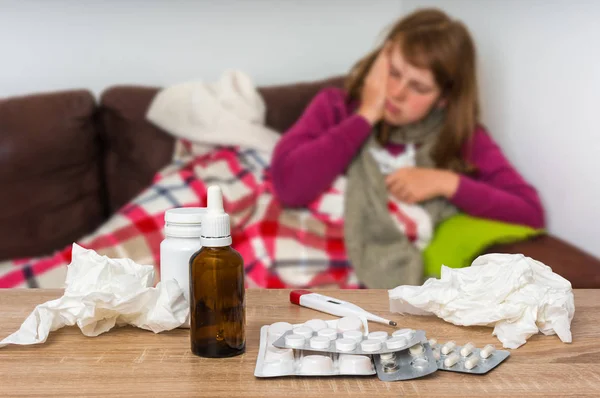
left=290, top=290, right=397, bottom=327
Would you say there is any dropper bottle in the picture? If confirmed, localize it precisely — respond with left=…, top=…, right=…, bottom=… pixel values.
left=189, top=185, right=246, bottom=358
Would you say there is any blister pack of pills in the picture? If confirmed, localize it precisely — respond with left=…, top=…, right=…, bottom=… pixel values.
left=373, top=342, right=438, bottom=381
left=273, top=326, right=425, bottom=357
left=255, top=317, right=377, bottom=377
left=428, top=339, right=510, bottom=374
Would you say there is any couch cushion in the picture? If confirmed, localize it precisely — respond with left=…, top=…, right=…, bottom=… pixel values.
left=0, top=90, right=104, bottom=260
left=99, top=76, right=346, bottom=213
left=99, top=86, right=176, bottom=212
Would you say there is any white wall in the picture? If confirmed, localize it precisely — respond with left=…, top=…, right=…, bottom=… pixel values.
left=0, top=0, right=401, bottom=97
left=402, top=0, right=600, bottom=257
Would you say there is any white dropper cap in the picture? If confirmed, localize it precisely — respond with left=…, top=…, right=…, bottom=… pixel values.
left=201, top=186, right=232, bottom=247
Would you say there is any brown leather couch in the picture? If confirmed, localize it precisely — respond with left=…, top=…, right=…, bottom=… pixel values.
left=1, top=76, right=599, bottom=288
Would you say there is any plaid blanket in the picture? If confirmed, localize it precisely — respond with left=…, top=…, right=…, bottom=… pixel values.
left=0, top=142, right=359, bottom=289
left=1, top=138, right=435, bottom=289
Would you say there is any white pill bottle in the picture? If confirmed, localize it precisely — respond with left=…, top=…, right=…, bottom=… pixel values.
left=160, top=207, right=206, bottom=328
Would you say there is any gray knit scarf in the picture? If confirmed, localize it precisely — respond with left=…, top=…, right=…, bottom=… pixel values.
left=344, top=109, right=457, bottom=288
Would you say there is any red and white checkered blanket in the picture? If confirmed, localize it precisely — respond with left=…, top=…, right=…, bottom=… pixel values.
left=1, top=136, right=437, bottom=289
left=0, top=142, right=360, bottom=289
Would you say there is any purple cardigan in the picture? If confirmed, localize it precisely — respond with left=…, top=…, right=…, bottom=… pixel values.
left=271, top=87, right=545, bottom=229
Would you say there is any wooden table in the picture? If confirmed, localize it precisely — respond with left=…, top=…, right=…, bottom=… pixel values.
left=1, top=289, right=598, bottom=397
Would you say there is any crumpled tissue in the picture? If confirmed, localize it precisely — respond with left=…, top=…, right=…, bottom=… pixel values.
left=0, top=244, right=188, bottom=348
left=388, top=253, right=575, bottom=349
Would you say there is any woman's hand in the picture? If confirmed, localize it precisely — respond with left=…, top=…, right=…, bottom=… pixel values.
left=358, top=43, right=391, bottom=125
left=385, top=167, right=460, bottom=204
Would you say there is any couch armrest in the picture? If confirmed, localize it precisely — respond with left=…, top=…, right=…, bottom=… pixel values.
left=485, top=235, right=600, bottom=288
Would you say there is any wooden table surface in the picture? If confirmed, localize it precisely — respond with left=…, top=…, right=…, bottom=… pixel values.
left=0, top=289, right=598, bottom=397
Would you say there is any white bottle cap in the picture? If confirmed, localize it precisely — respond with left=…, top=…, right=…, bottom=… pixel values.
left=164, top=208, right=207, bottom=238
left=201, top=186, right=232, bottom=247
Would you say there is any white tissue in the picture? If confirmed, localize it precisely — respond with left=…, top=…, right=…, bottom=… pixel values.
left=388, top=253, right=575, bottom=349
left=0, top=244, right=188, bottom=348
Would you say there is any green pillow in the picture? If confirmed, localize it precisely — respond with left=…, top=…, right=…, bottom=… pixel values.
left=423, top=214, right=544, bottom=278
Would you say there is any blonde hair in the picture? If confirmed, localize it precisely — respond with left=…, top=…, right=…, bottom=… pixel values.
left=346, top=8, right=479, bottom=172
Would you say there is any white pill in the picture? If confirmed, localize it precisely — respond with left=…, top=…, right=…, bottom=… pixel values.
left=480, top=344, right=496, bottom=359
left=392, top=328, right=415, bottom=340
left=411, top=357, right=429, bottom=368
left=293, top=326, right=314, bottom=339
left=336, top=338, right=357, bottom=352
left=441, top=341, right=456, bottom=355
left=367, top=331, right=389, bottom=342
left=267, top=322, right=293, bottom=339
left=360, top=339, right=382, bottom=352
left=444, top=353, right=460, bottom=367
left=310, top=336, right=331, bottom=349
left=379, top=352, right=395, bottom=361
left=460, top=342, right=476, bottom=357
left=409, top=344, right=424, bottom=356
left=285, top=334, right=305, bottom=348
left=385, top=336, right=408, bottom=350
left=343, top=330, right=363, bottom=343
left=428, top=338, right=437, bottom=347
left=433, top=349, right=441, bottom=361
left=265, top=346, right=294, bottom=362
left=337, top=316, right=363, bottom=332
left=317, top=327, right=338, bottom=341
left=465, top=355, right=480, bottom=370
left=304, top=319, right=328, bottom=332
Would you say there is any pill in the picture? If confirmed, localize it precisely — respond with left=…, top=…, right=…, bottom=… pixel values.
left=293, top=326, right=314, bottom=339
left=444, top=353, right=460, bottom=367
left=367, top=331, right=389, bottom=342
left=383, top=361, right=400, bottom=373
left=343, top=330, right=363, bottom=343
left=409, top=344, right=424, bottom=356
left=304, top=319, right=328, bottom=332
left=411, top=357, right=429, bottom=368
left=386, top=336, right=408, bottom=350
left=428, top=338, right=437, bottom=347
left=285, top=334, right=306, bottom=348
left=460, top=342, right=476, bottom=357
left=336, top=338, right=357, bottom=352
left=480, top=344, right=496, bottom=359
left=441, top=341, right=456, bottom=355
left=392, top=328, right=414, bottom=340
left=433, top=349, right=441, bottom=361
left=379, top=352, right=395, bottom=361
left=360, top=339, right=382, bottom=352
left=317, top=328, right=338, bottom=341
left=310, top=336, right=331, bottom=349
left=337, top=316, right=363, bottom=332
left=267, top=322, right=293, bottom=337
left=465, top=355, right=480, bottom=370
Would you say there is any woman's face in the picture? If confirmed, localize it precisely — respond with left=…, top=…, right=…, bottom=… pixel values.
left=383, top=44, right=442, bottom=126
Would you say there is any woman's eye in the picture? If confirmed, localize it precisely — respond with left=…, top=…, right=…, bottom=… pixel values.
left=412, top=84, right=432, bottom=94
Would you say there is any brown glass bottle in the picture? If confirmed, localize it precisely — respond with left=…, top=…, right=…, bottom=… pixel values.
left=189, top=245, right=245, bottom=358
